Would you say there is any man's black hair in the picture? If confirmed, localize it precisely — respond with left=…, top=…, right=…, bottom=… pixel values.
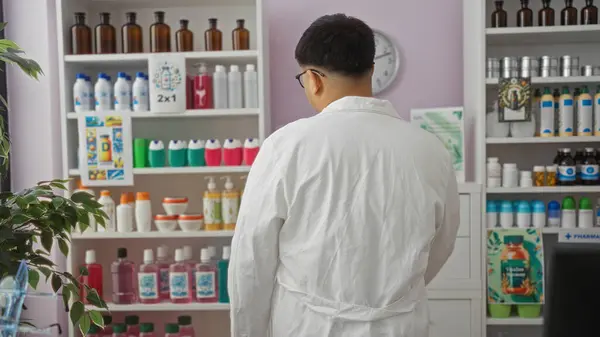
left=295, top=14, right=375, bottom=77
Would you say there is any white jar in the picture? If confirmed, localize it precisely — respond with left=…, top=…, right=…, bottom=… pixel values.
left=519, top=171, right=533, bottom=187
left=487, top=157, right=502, bottom=187
left=502, top=163, right=519, bottom=188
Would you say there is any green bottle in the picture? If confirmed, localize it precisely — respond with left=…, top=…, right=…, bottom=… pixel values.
left=217, top=246, right=231, bottom=303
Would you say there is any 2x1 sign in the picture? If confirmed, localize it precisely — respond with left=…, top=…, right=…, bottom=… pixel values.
left=148, top=54, right=186, bottom=113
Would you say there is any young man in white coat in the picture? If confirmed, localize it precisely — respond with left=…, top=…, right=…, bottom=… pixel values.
left=229, top=13, right=460, bottom=337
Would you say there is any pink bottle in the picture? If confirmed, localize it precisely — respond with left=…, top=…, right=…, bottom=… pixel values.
left=223, top=139, right=243, bottom=166
left=177, top=316, right=195, bottom=337
left=125, top=315, right=140, bottom=337
left=156, top=245, right=171, bottom=301
left=139, top=323, right=155, bottom=337
left=169, top=248, right=192, bottom=303
left=195, top=248, right=218, bottom=303
left=186, top=76, right=193, bottom=109
left=182, top=245, right=197, bottom=300
left=243, top=138, right=260, bottom=165
left=165, top=324, right=179, bottom=337
left=112, top=324, right=127, bottom=337
left=193, top=63, right=214, bottom=109
left=204, top=139, right=222, bottom=166
left=111, top=248, right=137, bottom=304
left=102, top=315, right=113, bottom=337
left=138, top=249, right=161, bottom=304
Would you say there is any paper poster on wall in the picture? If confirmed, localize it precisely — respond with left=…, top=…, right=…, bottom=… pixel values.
left=487, top=228, right=545, bottom=305
left=77, top=113, right=134, bottom=186
left=410, top=107, right=465, bottom=183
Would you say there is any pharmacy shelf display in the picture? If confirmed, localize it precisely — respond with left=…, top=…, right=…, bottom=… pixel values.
left=56, top=0, right=269, bottom=336
left=464, top=0, right=600, bottom=335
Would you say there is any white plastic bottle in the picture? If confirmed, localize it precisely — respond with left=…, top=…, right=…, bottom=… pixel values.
left=114, top=72, right=132, bottom=111
left=98, top=190, right=116, bottom=232
left=116, top=192, right=133, bottom=233
left=133, top=72, right=149, bottom=112
left=577, top=86, right=593, bottom=136
left=228, top=65, right=243, bottom=109
left=221, top=176, right=240, bottom=231
left=135, top=192, right=152, bottom=232
left=126, top=74, right=133, bottom=110
left=539, top=87, right=555, bottom=137
left=559, top=87, right=574, bottom=137
left=213, top=65, right=228, bottom=109
left=143, top=74, right=150, bottom=109
left=516, top=201, right=531, bottom=228
left=531, top=201, right=546, bottom=228
left=85, top=75, right=94, bottom=109
left=594, top=85, right=600, bottom=136
left=243, top=64, right=258, bottom=108
left=499, top=201, right=513, bottom=229
left=94, top=72, right=112, bottom=111
left=486, top=157, right=502, bottom=187
left=486, top=200, right=498, bottom=228
left=73, top=73, right=90, bottom=112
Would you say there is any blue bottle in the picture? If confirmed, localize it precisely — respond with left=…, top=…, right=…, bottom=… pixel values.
left=531, top=201, right=546, bottom=228
left=548, top=200, right=561, bottom=227
left=516, top=201, right=531, bottom=228
left=500, top=201, right=513, bottom=228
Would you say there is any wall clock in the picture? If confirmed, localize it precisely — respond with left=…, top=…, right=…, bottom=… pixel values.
left=372, top=30, right=400, bottom=95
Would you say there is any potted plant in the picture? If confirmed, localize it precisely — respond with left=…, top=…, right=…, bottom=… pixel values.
left=0, top=22, right=108, bottom=334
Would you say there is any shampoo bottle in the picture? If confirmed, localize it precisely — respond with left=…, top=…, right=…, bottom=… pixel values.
left=213, top=65, right=228, bottom=109
left=243, top=64, right=259, bottom=108
left=203, top=176, right=222, bottom=230
left=116, top=193, right=134, bottom=233
left=187, top=139, right=206, bottom=167
left=135, top=192, right=152, bottom=232
left=148, top=140, right=166, bottom=167
left=217, top=246, right=230, bottom=303
left=221, top=176, right=240, bottom=231
left=195, top=248, right=218, bottom=303
left=205, top=139, right=222, bottom=166
left=539, top=87, right=555, bottom=137
left=132, top=72, right=149, bottom=112
left=579, top=86, right=593, bottom=136
left=594, top=85, right=600, bottom=136
left=243, top=138, right=260, bottom=165
left=95, top=72, right=112, bottom=111
left=223, top=138, right=242, bottom=166
left=559, top=86, right=574, bottom=136
left=168, top=140, right=187, bottom=167
left=228, top=65, right=243, bottom=109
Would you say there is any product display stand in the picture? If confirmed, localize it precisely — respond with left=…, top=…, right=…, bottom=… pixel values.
left=55, top=0, right=269, bottom=336
left=464, top=0, right=600, bottom=336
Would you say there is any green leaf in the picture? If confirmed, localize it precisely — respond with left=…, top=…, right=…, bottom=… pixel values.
left=70, top=301, right=85, bottom=326
left=65, top=283, right=81, bottom=301
left=28, top=269, right=39, bottom=289
left=41, top=230, right=53, bottom=252
left=79, top=266, right=89, bottom=276
left=38, top=266, right=52, bottom=280
left=85, top=288, right=106, bottom=308
left=51, top=273, right=62, bottom=293
left=58, top=239, right=69, bottom=256
left=11, top=214, right=31, bottom=225
left=0, top=23, right=8, bottom=33
left=78, top=313, right=91, bottom=336
left=50, top=182, right=67, bottom=190
left=71, top=191, right=93, bottom=204
left=52, top=197, right=65, bottom=209
left=62, top=286, right=71, bottom=309
left=88, top=310, right=104, bottom=328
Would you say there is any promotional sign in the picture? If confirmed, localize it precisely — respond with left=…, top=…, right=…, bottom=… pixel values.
left=148, top=54, right=186, bottom=113
left=558, top=228, right=600, bottom=243
left=498, top=77, right=532, bottom=122
left=77, top=113, right=134, bottom=186
left=410, top=107, right=465, bottom=183
left=487, top=228, right=545, bottom=305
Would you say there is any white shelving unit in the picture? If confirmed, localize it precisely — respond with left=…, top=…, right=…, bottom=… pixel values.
left=465, top=1, right=600, bottom=336
left=55, top=0, right=268, bottom=336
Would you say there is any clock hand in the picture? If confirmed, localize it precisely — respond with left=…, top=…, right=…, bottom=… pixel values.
left=374, top=52, right=391, bottom=60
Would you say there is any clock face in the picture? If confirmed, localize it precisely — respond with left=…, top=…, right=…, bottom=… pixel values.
left=372, top=31, right=400, bottom=95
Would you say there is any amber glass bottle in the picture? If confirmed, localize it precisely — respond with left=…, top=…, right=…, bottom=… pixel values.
left=517, top=0, right=534, bottom=26
left=176, top=19, right=194, bottom=52
left=581, top=0, right=599, bottom=24
left=122, top=12, right=143, bottom=53
left=538, top=0, right=555, bottom=26
left=561, top=0, right=578, bottom=25
left=232, top=19, right=250, bottom=50
left=491, top=1, right=508, bottom=28
left=95, top=13, right=116, bottom=54
left=70, top=12, right=92, bottom=55
left=204, top=18, right=222, bottom=51
left=150, top=11, right=171, bottom=52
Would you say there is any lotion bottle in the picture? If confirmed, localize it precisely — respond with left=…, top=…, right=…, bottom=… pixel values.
left=559, top=86, right=574, bottom=136
left=203, top=176, right=222, bottom=230
left=135, top=192, right=152, bottom=232
left=221, top=176, right=240, bottom=231
left=578, top=86, right=593, bottom=136
left=116, top=192, right=133, bottom=233
left=98, top=190, right=116, bottom=232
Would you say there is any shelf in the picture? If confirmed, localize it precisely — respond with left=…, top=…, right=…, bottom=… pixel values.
left=486, top=76, right=600, bottom=86
left=72, top=230, right=235, bottom=239
left=68, top=166, right=251, bottom=176
left=542, top=227, right=561, bottom=234
left=487, top=186, right=600, bottom=194
left=86, top=302, right=230, bottom=312
left=486, top=136, right=600, bottom=144
left=66, top=109, right=260, bottom=120
left=486, top=25, right=600, bottom=45
left=64, top=50, right=258, bottom=66
left=487, top=318, right=543, bottom=325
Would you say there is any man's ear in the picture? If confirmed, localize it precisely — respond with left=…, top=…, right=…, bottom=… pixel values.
left=307, top=71, right=322, bottom=95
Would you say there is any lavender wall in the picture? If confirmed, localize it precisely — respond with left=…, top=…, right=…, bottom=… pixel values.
left=265, top=0, right=464, bottom=128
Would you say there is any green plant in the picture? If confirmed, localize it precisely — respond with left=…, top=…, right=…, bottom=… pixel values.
left=0, top=23, right=109, bottom=334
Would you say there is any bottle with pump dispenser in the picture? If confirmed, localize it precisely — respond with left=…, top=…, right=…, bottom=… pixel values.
left=138, top=249, right=160, bottom=304
left=243, top=64, right=259, bottom=108
left=578, top=86, right=593, bottom=136
left=195, top=248, right=218, bottom=302
left=203, top=177, right=222, bottom=230
left=213, top=65, right=228, bottom=109
left=98, top=190, right=116, bottom=232
left=111, top=248, right=137, bottom=304
left=81, top=249, right=103, bottom=304
left=194, top=63, right=214, bottom=109
left=116, top=192, right=133, bottom=233
left=169, top=248, right=192, bottom=303
left=559, top=87, right=574, bottom=136
left=228, top=65, right=243, bottom=109
left=217, top=246, right=231, bottom=303
left=221, top=176, right=240, bottom=230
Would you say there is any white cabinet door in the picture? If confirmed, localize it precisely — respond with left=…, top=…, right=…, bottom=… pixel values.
left=429, top=299, right=472, bottom=337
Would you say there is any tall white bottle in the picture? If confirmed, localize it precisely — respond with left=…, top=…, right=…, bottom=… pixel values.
left=94, top=72, right=112, bottom=111
left=228, top=65, right=243, bottom=109
left=213, top=65, right=228, bottom=109
left=135, top=192, right=152, bottom=232
left=133, top=72, right=149, bottom=112
left=85, top=75, right=94, bottom=110
left=243, top=64, right=258, bottom=108
left=73, top=73, right=90, bottom=112
left=114, top=72, right=132, bottom=111
left=98, top=190, right=116, bottom=232
left=116, top=192, right=134, bottom=233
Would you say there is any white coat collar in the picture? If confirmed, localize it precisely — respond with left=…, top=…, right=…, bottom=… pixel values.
left=321, top=96, right=401, bottom=119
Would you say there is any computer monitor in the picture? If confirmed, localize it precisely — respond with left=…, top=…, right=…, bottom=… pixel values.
left=543, top=243, right=600, bottom=337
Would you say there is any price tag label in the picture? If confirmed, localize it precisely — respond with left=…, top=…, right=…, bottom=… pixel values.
left=148, top=54, right=186, bottom=113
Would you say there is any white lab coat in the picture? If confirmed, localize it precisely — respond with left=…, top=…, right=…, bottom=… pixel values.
left=229, top=96, right=460, bottom=337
